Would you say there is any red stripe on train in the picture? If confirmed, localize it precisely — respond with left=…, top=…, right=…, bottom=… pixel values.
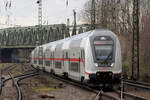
left=44, top=58, right=53, bottom=60
left=53, top=58, right=67, bottom=61
left=32, top=58, right=84, bottom=62
left=69, top=58, right=83, bottom=62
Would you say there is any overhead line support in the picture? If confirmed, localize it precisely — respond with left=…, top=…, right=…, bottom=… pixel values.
left=132, top=0, right=140, bottom=80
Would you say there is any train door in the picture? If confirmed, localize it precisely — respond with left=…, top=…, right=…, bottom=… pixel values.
left=80, top=49, right=85, bottom=79
left=51, top=52, right=54, bottom=72
left=36, top=49, right=39, bottom=67
left=68, top=48, right=81, bottom=81
left=63, top=50, right=69, bottom=76
left=38, top=46, right=44, bottom=69
left=54, top=50, right=63, bottom=75
left=33, top=50, right=37, bottom=66
left=35, top=49, right=38, bottom=67
left=44, top=49, right=51, bottom=72
left=54, top=43, right=63, bottom=75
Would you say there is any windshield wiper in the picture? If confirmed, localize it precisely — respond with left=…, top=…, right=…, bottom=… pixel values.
left=103, top=52, right=112, bottom=63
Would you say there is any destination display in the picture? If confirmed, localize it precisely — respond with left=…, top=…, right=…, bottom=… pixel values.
left=93, top=41, right=113, bottom=45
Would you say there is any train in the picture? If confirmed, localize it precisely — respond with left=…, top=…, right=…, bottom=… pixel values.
left=30, top=29, right=122, bottom=87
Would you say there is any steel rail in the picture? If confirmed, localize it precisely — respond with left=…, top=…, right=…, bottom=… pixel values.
left=30, top=66, right=148, bottom=100
left=115, top=90, right=146, bottom=100
left=42, top=72, right=120, bottom=100
left=42, top=71, right=148, bottom=100
left=8, top=71, right=22, bottom=100
left=123, top=92, right=146, bottom=100
left=0, top=63, right=37, bottom=97
left=0, top=64, right=17, bottom=96
left=123, top=80, right=150, bottom=90
left=3, top=71, right=38, bottom=83
left=1, top=64, right=17, bottom=73
left=124, top=80, right=150, bottom=87
left=7, top=71, right=39, bottom=100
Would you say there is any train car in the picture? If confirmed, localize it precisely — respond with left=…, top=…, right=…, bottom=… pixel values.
left=31, top=29, right=122, bottom=87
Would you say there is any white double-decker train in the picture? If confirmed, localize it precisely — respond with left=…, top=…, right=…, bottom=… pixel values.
left=31, top=29, right=122, bottom=87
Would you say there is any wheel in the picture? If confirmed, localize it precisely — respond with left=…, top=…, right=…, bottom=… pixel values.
left=50, top=69, right=54, bottom=74
left=63, top=72, right=68, bottom=79
left=81, top=76, right=84, bottom=83
left=42, top=67, right=45, bottom=72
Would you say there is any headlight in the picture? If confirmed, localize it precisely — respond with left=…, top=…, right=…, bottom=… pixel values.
left=111, top=63, right=114, bottom=67
left=94, top=63, right=98, bottom=67
left=96, top=72, right=100, bottom=76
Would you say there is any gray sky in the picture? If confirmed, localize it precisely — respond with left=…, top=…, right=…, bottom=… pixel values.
left=0, top=0, right=87, bottom=28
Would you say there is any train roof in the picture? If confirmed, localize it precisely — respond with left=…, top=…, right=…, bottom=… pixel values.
left=36, top=29, right=117, bottom=51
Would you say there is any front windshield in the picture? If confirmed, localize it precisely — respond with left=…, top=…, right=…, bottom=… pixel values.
left=95, top=45, right=113, bottom=61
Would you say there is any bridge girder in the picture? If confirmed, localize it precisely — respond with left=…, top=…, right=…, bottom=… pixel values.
left=0, top=25, right=86, bottom=48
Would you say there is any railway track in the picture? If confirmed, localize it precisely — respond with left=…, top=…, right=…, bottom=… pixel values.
left=8, top=71, right=22, bottom=100
left=7, top=71, right=39, bottom=100
left=0, top=64, right=17, bottom=95
left=122, top=79, right=150, bottom=100
left=0, top=63, right=38, bottom=100
left=1, top=63, right=17, bottom=73
left=115, top=90, right=146, bottom=100
left=40, top=70, right=148, bottom=100
left=41, top=71, right=119, bottom=100
left=124, top=79, right=150, bottom=90
left=0, top=63, right=148, bottom=100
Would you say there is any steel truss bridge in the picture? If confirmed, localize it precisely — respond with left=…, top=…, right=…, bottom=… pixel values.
left=0, top=24, right=88, bottom=48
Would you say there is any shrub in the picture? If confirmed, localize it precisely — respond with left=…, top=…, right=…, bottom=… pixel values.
left=122, top=64, right=131, bottom=79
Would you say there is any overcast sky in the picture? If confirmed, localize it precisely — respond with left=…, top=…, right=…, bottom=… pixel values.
left=0, top=0, right=87, bottom=28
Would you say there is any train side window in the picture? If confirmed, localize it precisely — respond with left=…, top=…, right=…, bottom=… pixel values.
left=39, top=60, right=43, bottom=65
left=45, top=61, right=50, bottom=66
left=55, top=61, right=61, bottom=69
left=66, top=52, right=68, bottom=59
left=53, top=52, right=54, bottom=58
left=81, top=50, right=82, bottom=58
left=81, top=49, right=85, bottom=59
left=70, top=62, right=80, bottom=72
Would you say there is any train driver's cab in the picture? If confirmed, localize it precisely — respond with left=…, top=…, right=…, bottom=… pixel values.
left=92, top=36, right=115, bottom=67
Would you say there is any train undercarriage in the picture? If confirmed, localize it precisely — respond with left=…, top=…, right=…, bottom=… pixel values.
left=87, top=72, right=121, bottom=88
